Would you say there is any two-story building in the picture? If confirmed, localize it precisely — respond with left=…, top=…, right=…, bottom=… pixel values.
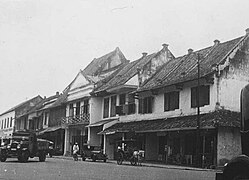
left=0, top=95, right=43, bottom=140
left=60, top=47, right=128, bottom=155
left=91, top=44, right=174, bottom=159
left=98, top=29, right=249, bottom=168
left=36, top=92, right=66, bottom=155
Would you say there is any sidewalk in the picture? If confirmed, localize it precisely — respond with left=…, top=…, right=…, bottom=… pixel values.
left=52, top=155, right=219, bottom=172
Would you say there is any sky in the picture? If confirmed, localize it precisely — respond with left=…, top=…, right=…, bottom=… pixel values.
left=0, top=0, right=248, bottom=113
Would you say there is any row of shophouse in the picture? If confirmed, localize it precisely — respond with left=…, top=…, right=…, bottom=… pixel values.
left=1, top=28, right=249, bottom=168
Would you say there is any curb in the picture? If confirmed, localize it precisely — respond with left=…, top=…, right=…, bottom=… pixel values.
left=52, top=156, right=219, bottom=172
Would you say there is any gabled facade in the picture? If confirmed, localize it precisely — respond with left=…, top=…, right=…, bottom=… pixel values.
left=57, top=47, right=128, bottom=155
left=99, top=29, right=249, bottom=168
left=91, top=44, right=174, bottom=158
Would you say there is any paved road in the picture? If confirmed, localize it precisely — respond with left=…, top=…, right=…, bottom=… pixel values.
left=0, top=157, right=216, bottom=180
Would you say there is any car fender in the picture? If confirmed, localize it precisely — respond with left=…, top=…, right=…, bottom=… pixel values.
left=223, top=155, right=249, bottom=179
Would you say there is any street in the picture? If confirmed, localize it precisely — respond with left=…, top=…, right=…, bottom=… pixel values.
left=0, top=157, right=216, bottom=180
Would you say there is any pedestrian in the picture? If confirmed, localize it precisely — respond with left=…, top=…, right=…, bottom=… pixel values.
left=73, top=142, right=79, bottom=161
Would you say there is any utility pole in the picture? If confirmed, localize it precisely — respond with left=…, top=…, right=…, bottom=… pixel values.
left=196, top=53, right=201, bottom=167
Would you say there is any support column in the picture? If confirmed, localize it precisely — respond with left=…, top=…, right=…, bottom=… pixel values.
left=63, top=127, right=70, bottom=156
left=103, top=134, right=106, bottom=154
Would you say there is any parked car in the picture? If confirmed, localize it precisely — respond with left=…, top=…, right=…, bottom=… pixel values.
left=0, top=131, right=50, bottom=163
left=81, top=145, right=107, bottom=162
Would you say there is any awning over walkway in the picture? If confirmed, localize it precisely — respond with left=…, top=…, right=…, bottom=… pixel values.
left=100, top=110, right=240, bottom=134
left=87, top=119, right=118, bottom=127
left=38, top=126, right=62, bottom=135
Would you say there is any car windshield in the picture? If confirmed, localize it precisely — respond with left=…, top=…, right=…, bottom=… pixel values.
left=1, top=137, right=27, bottom=146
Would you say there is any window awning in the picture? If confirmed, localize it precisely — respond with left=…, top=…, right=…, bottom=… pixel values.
left=99, top=110, right=240, bottom=135
left=38, top=126, right=62, bottom=135
left=87, top=119, right=118, bottom=127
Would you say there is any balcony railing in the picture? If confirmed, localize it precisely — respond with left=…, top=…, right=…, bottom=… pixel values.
left=61, top=113, right=90, bottom=125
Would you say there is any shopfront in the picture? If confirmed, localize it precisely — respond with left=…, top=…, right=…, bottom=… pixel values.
left=101, top=110, right=240, bottom=168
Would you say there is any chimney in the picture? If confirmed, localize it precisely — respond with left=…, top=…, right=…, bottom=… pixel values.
left=246, top=28, right=249, bottom=35
left=214, top=39, right=220, bottom=46
left=44, top=96, right=46, bottom=99
left=162, top=43, right=169, bottom=50
left=56, top=92, right=59, bottom=96
left=142, top=52, right=148, bottom=57
left=188, top=48, right=193, bottom=55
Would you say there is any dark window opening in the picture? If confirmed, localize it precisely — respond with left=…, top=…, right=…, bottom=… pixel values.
left=69, top=103, right=74, bottom=117
left=118, top=94, right=126, bottom=116
left=10, top=117, right=13, bottom=127
left=110, top=96, right=117, bottom=117
left=164, top=91, right=179, bottom=111
left=76, top=102, right=80, bottom=116
left=103, top=98, right=109, bottom=118
left=119, top=94, right=126, bottom=105
left=82, top=99, right=89, bottom=115
left=128, top=94, right=135, bottom=114
left=139, top=96, right=153, bottom=114
left=191, top=85, right=210, bottom=108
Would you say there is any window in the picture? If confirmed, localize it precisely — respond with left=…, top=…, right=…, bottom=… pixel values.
left=164, top=91, right=179, bottom=111
left=7, top=118, right=9, bottom=128
left=76, top=102, right=80, bottom=116
left=69, top=103, right=74, bottom=117
left=44, top=112, right=49, bottom=125
left=119, top=94, right=126, bottom=105
left=103, top=98, right=109, bottom=118
left=82, top=99, right=89, bottom=114
left=139, top=96, right=153, bottom=114
left=110, top=96, right=117, bottom=117
left=128, top=94, right=135, bottom=114
left=118, top=94, right=126, bottom=116
left=4, top=119, right=6, bottom=128
left=10, top=117, right=13, bottom=127
left=191, top=85, right=210, bottom=108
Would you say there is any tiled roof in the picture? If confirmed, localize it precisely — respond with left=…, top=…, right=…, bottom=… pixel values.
left=49, top=90, right=69, bottom=108
left=139, top=36, right=245, bottom=91
left=101, top=110, right=240, bottom=134
left=14, top=94, right=60, bottom=118
left=94, top=53, right=157, bottom=93
left=83, top=47, right=127, bottom=76
left=0, top=95, right=43, bottom=116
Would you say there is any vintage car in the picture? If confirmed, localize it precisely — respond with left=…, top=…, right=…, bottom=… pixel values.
left=0, top=131, right=51, bottom=163
left=81, top=145, right=107, bottom=162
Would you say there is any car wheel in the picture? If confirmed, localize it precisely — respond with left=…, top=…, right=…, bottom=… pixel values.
left=18, top=156, right=23, bottom=162
left=22, top=151, right=29, bottom=163
left=39, top=152, right=46, bottom=162
left=103, top=159, right=106, bottom=162
left=0, top=156, right=7, bottom=162
left=92, top=155, right=96, bottom=162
